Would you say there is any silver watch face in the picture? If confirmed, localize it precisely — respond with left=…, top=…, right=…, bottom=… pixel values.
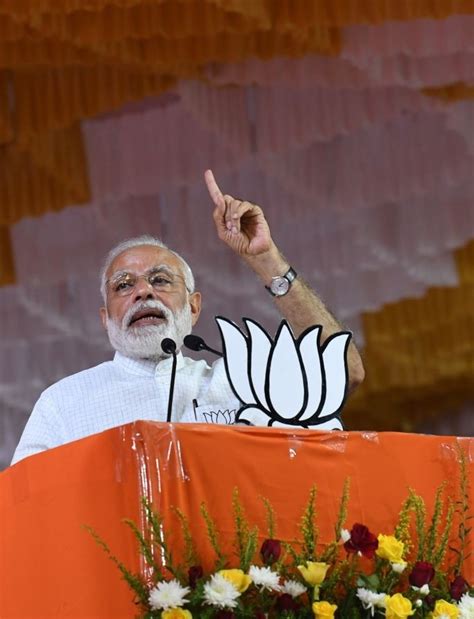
left=270, top=276, right=290, bottom=296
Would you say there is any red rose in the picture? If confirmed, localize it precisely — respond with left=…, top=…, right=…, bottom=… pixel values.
left=260, top=538, right=282, bottom=565
left=276, top=593, right=299, bottom=612
left=344, top=523, right=379, bottom=558
left=215, top=612, right=235, bottom=619
left=450, top=575, right=469, bottom=601
left=188, top=565, right=204, bottom=589
left=409, top=561, right=435, bottom=587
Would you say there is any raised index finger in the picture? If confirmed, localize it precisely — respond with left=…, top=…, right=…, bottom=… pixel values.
left=204, top=169, right=225, bottom=211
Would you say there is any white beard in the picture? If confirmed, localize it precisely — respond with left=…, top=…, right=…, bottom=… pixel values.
left=106, top=299, right=193, bottom=361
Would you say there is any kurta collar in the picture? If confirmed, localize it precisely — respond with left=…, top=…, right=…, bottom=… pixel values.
left=113, top=351, right=185, bottom=376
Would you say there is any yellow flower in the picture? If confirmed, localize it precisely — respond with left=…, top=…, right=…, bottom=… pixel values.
left=218, top=569, right=252, bottom=593
left=312, top=601, right=337, bottom=618
left=376, top=534, right=405, bottom=563
left=297, top=562, right=330, bottom=586
left=431, top=599, right=460, bottom=618
left=161, top=610, right=192, bottom=619
left=385, top=593, right=415, bottom=619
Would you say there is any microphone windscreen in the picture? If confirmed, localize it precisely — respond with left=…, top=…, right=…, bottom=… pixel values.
left=183, top=334, right=205, bottom=352
left=161, top=338, right=177, bottom=355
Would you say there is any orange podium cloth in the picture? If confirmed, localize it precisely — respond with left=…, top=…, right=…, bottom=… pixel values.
left=1, top=423, right=472, bottom=618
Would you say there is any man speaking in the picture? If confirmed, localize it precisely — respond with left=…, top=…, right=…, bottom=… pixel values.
left=11, top=170, right=365, bottom=464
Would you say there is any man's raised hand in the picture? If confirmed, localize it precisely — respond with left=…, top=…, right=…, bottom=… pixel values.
left=204, top=169, right=273, bottom=257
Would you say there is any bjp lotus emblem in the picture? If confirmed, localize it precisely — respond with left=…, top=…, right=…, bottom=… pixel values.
left=216, top=317, right=351, bottom=429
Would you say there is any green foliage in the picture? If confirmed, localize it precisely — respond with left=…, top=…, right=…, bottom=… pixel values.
left=261, top=496, right=276, bottom=539
left=323, top=557, right=350, bottom=600
left=409, top=490, right=427, bottom=560
left=334, top=478, right=350, bottom=541
left=284, top=539, right=301, bottom=566
left=433, top=498, right=455, bottom=570
left=321, top=478, right=350, bottom=564
left=232, top=489, right=259, bottom=572
left=200, top=502, right=226, bottom=571
left=122, top=519, right=159, bottom=574
left=140, top=497, right=182, bottom=579
left=299, top=485, right=318, bottom=561
left=425, top=482, right=447, bottom=562
left=173, top=507, right=197, bottom=568
left=83, top=525, right=149, bottom=607
left=452, top=444, right=473, bottom=575
left=394, top=493, right=416, bottom=555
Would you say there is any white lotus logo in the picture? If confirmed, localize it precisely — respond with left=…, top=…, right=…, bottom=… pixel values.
left=202, top=409, right=236, bottom=425
left=216, top=317, right=351, bottom=429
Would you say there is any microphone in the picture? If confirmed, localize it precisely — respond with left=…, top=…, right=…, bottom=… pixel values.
left=161, top=338, right=177, bottom=356
left=183, top=334, right=223, bottom=357
left=161, top=338, right=177, bottom=423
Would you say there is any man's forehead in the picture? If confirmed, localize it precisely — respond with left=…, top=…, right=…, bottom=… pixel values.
left=107, top=245, right=181, bottom=276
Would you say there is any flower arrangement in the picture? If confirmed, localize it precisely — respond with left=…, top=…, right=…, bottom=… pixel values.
left=87, top=452, right=473, bottom=618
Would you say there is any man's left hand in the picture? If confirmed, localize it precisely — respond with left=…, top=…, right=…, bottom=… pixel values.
left=205, top=169, right=274, bottom=257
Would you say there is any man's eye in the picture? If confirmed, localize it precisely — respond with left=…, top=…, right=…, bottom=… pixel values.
left=150, top=275, right=172, bottom=286
left=116, top=281, right=133, bottom=290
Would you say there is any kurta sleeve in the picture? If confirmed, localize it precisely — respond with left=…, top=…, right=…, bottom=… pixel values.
left=10, top=391, right=66, bottom=465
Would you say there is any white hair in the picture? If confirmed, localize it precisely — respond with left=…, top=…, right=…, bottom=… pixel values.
left=100, top=235, right=195, bottom=302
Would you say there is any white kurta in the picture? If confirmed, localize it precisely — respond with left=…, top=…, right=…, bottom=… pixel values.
left=11, top=352, right=240, bottom=465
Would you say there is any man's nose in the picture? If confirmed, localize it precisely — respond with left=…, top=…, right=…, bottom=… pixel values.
left=133, top=276, right=157, bottom=302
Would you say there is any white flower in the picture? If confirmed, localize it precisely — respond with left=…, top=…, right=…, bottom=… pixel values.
left=356, top=588, right=387, bottom=616
left=203, top=573, right=241, bottom=609
left=458, top=593, right=474, bottom=618
left=415, top=599, right=423, bottom=607
left=411, top=584, right=430, bottom=596
left=282, top=579, right=307, bottom=598
left=216, top=318, right=350, bottom=429
left=248, top=565, right=281, bottom=591
left=391, top=562, right=407, bottom=573
left=148, top=579, right=190, bottom=611
left=340, top=528, right=351, bottom=543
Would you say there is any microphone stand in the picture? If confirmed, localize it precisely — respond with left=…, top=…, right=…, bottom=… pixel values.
left=161, top=338, right=177, bottom=423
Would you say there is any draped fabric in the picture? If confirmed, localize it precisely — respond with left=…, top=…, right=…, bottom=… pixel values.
left=2, top=424, right=473, bottom=616
left=0, top=1, right=473, bottom=468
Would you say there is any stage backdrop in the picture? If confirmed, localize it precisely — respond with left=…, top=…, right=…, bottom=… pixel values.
left=0, top=2, right=473, bottom=468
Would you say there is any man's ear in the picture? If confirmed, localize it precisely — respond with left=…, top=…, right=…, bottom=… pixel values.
left=99, top=307, right=108, bottom=331
left=189, top=292, right=202, bottom=327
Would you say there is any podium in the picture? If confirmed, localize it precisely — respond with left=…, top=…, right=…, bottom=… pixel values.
left=1, top=423, right=472, bottom=618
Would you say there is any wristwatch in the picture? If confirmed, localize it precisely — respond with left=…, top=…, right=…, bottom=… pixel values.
left=265, top=267, right=297, bottom=297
